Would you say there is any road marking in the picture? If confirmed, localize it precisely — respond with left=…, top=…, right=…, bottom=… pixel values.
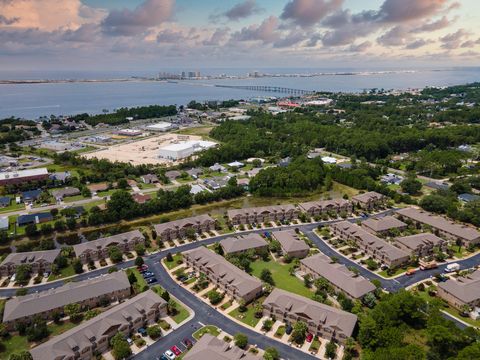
left=198, top=321, right=205, bottom=326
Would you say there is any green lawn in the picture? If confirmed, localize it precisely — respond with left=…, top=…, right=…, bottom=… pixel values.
left=48, top=264, right=76, bottom=282
left=0, top=333, right=29, bottom=358
left=163, top=253, right=183, bottom=270
left=0, top=199, right=24, bottom=214
left=250, top=259, right=314, bottom=299
left=228, top=304, right=262, bottom=327
left=192, top=325, right=220, bottom=340
left=63, top=194, right=89, bottom=203
left=274, top=325, right=286, bottom=338
left=378, top=266, right=415, bottom=278
left=171, top=300, right=190, bottom=324
left=309, top=337, right=321, bottom=353
left=127, top=268, right=147, bottom=293
left=49, top=320, right=77, bottom=336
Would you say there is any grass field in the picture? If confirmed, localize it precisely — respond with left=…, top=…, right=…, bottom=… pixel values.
left=48, top=264, right=76, bottom=282
left=250, top=259, right=314, bottom=299
left=192, top=325, right=220, bottom=340
left=127, top=268, right=147, bottom=293
left=163, top=253, right=183, bottom=270
left=228, top=302, right=262, bottom=327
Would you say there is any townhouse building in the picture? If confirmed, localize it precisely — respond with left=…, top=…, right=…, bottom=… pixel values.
left=351, top=191, right=386, bottom=210
left=300, top=253, right=376, bottom=299
left=30, top=290, right=167, bottom=360
left=0, top=249, right=60, bottom=277
left=330, top=221, right=409, bottom=268
left=362, top=216, right=407, bottom=236
left=394, top=233, right=447, bottom=257
left=73, top=230, right=145, bottom=264
left=272, top=230, right=310, bottom=259
left=219, top=233, right=268, bottom=256
left=183, top=246, right=263, bottom=303
left=438, top=270, right=480, bottom=310
left=227, top=204, right=299, bottom=225
left=396, top=207, right=480, bottom=246
left=262, top=288, right=357, bottom=344
left=298, top=199, right=352, bottom=218
left=184, top=334, right=260, bottom=360
left=2, top=271, right=131, bottom=329
left=154, top=214, right=216, bottom=242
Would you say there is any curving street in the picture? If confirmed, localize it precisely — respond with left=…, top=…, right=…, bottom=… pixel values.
left=1, top=210, right=478, bottom=357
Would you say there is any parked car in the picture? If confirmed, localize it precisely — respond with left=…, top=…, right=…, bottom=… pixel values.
left=171, top=345, right=182, bottom=356
left=286, top=324, right=293, bottom=335
left=306, top=333, right=313, bottom=342
left=147, top=277, right=158, bottom=284
left=183, top=338, right=193, bottom=348
left=138, top=327, right=147, bottom=337
left=160, top=355, right=169, bottom=360
left=163, top=350, right=176, bottom=360
left=126, top=338, right=133, bottom=345
left=406, top=269, right=416, bottom=276
left=142, top=271, right=154, bottom=278
left=137, top=264, right=148, bottom=271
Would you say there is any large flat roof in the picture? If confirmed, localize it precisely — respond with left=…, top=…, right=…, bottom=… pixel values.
left=0, top=167, right=48, bottom=181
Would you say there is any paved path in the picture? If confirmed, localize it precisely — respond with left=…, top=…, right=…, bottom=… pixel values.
left=1, top=209, right=479, bottom=358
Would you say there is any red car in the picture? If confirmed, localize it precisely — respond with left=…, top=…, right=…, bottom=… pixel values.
left=137, top=264, right=148, bottom=271
left=306, top=333, right=313, bottom=343
left=171, top=345, right=182, bottom=356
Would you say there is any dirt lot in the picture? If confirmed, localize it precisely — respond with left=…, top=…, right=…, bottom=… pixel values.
left=82, top=134, right=200, bottom=165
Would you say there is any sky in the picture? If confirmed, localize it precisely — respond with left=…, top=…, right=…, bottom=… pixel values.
left=0, top=0, right=479, bottom=72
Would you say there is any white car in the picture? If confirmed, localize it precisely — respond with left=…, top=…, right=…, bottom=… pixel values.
left=164, top=350, right=176, bottom=360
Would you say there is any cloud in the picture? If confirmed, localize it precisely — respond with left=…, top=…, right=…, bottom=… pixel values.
left=62, top=23, right=99, bottom=42
left=233, top=16, right=280, bottom=44
left=281, top=0, right=343, bottom=27
left=412, top=16, right=451, bottom=32
left=378, top=0, right=451, bottom=23
left=222, top=0, right=262, bottom=21
left=203, top=27, right=230, bottom=46
left=102, top=0, right=174, bottom=36
left=440, top=29, right=469, bottom=49
left=405, top=38, right=432, bottom=49
left=348, top=41, right=372, bottom=52
left=0, top=14, right=19, bottom=25
left=377, top=26, right=410, bottom=46
left=273, top=31, right=306, bottom=48
left=156, top=29, right=187, bottom=43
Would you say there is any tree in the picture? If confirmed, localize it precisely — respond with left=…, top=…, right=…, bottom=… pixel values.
left=166, top=252, right=174, bottom=262
left=400, top=177, right=422, bottom=195
left=161, top=290, right=170, bottom=302
left=127, top=271, right=137, bottom=284
left=291, top=321, right=308, bottom=344
left=234, top=333, right=248, bottom=349
left=66, top=217, right=77, bottom=230
left=24, top=223, right=38, bottom=237
left=72, top=258, right=83, bottom=274
left=54, top=220, right=66, bottom=231
left=303, top=274, right=312, bottom=288
left=117, top=178, right=129, bottom=189
left=134, top=243, right=145, bottom=256
left=260, top=268, right=275, bottom=285
left=262, top=319, right=274, bottom=332
left=9, top=351, right=33, bottom=360
left=108, top=245, right=123, bottom=263
left=25, top=316, right=49, bottom=342
left=147, top=325, right=162, bottom=339
left=325, top=341, right=338, bottom=359
left=263, top=347, right=279, bottom=360
left=110, top=332, right=132, bottom=360
left=15, top=264, right=31, bottom=284
left=135, top=256, right=144, bottom=267
left=208, top=290, right=223, bottom=305
left=64, top=303, right=82, bottom=322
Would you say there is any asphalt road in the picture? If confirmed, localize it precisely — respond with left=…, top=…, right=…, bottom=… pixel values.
left=1, top=210, right=478, bottom=358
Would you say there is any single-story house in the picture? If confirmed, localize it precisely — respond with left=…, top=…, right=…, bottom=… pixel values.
left=17, top=212, right=53, bottom=226
left=141, top=174, right=159, bottom=184
left=21, top=189, right=42, bottom=203
left=0, top=197, right=11, bottom=208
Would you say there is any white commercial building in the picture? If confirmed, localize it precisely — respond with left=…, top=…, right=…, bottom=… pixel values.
left=146, top=122, right=175, bottom=132
left=118, top=129, right=142, bottom=136
left=158, top=140, right=217, bottom=160
left=321, top=156, right=338, bottom=164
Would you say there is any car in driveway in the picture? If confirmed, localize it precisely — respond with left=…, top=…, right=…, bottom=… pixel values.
left=147, top=277, right=158, bottom=284
left=306, top=333, right=313, bottom=342
left=171, top=345, right=182, bottom=356
left=138, top=327, right=147, bottom=337
left=286, top=324, right=293, bottom=335
left=163, top=350, right=176, bottom=360
left=142, top=271, right=155, bottom=278
left=183, top=338, right=193, bottom=349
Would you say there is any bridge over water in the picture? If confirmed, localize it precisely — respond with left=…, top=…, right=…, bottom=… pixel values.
left=214, top=84, right=314, bottom=95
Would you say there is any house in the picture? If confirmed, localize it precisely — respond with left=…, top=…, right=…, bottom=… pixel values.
left=381, top=173, right=403, bottom=185
left=165, top=170, right=182, bottom=181
left=21, top=189, right=42, bottom=203
left=298, top=199, right=352, bottom=218
left=351, top=191, right=387, bottom=210
left=396, top=207, right=480, bottom=246
left=330, top=221, right=409, bottom=268
left=272, top=230, right=310, bottom=258
left=278, top=157, right=291, bottom=167
left=438, top=270, right=480, bottom=310
left=51, top=187, right=81, bottom=200
left=0, top=249, right=60, bottom=277
left=87, top=182, right=109, bottom=193
left=132, top=193, right=151, bottom=204
left=203, top=176, right=230, bottom=190
left=73, top=230, right=145, bottom=264
left=49, top=171, right=71, bottom=183
left=141, top=174, right=159, bottom=184
left=184, top=334, right=260, bottom=360
left=361, top=216, right=407, bottom=235
left=300, top=253, right=376, bottom=299
left=227, top=204, right=299, bottom=225
left=0, top=196, right=11, bottom=208
left=394, top=233, right=447, bottom=257
left=154, top=215, right=216, bottom=242
left=183, top=246, right=263, bottom=303
left=0, top=217, right=9, bottom=231
left=186, top=167, right=203, bottom=179
left=30, top=290, right=167, bottom=360
left=458, top=193, right=480, bottom=203
left=227, top=161, right=244, bottom=168
left=17, top=212, right=53, bottom=226
left=190, top=184, right=208, bottom=195
left=0, top=168, right=49, bottom=186
left=425, top=181, right=449, bottom=191
left=219, top=233, right=268, bottom=256
left=262, top=288, right=357, bottom=343
left=2, top=271, right=131, bottom=329
left=209, top=163, right=226, bottom=172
